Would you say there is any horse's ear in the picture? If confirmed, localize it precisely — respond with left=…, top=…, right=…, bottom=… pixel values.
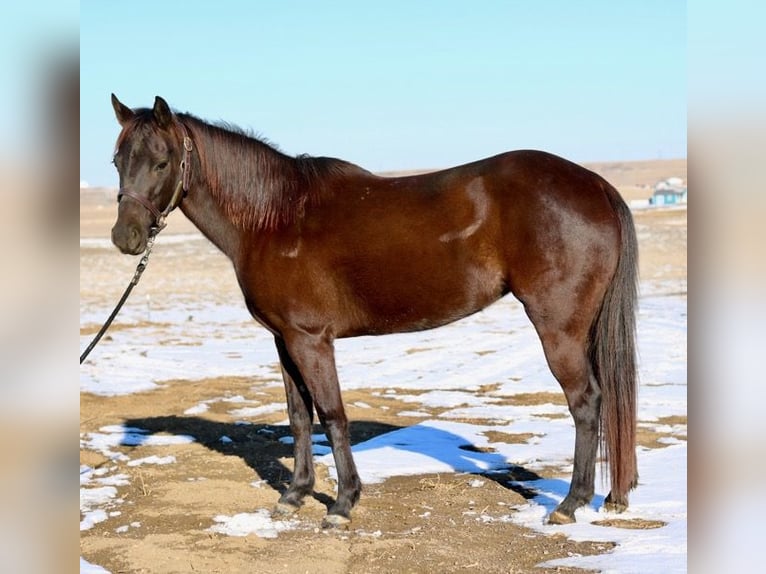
left=111, top=93, right=134, bottom=126
left=153, top=96, right=173, bottom=128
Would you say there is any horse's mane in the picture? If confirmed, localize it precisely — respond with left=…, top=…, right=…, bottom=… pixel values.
left=179, top=113, right=369, bottom=231
left=115, top=109, right=368, bottom=231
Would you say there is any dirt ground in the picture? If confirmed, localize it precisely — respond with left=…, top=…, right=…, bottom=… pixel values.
left=80, top=160, right=686, bottom=573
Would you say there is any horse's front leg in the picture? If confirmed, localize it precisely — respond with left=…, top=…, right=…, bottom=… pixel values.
left=273, top=336, right=316, bottom=514
left=279, top=329, right=361, bottom=527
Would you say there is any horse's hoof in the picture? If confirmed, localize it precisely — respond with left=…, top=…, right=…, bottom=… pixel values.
left=547, top=509, right=576, bottom=525
left=273, top=501, right=300, bottom=516
left=322, top=513, right=351, bottom=529
left=603, top=501, right=628, bottom=514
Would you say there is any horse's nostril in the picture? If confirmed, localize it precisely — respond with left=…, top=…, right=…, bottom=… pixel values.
left=111, top=222, right=145, bottom=254
left=126, top=225, right=145, bottom=253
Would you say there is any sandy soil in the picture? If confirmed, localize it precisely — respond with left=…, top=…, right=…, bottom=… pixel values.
left=80, top=160, right=686, bottom=573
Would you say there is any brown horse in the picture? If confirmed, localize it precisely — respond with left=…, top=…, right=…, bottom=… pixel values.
left=109, top=95, right=638, bottom=526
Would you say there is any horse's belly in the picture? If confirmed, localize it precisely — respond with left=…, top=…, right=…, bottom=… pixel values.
left=339, top=262, right=507, bottom=337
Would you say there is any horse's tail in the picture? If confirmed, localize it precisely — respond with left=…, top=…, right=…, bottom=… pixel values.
left=590, top=185, right=639, bottom=500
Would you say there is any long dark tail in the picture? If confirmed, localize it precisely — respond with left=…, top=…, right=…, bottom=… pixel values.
left=590, top=185, right=639, bottom=498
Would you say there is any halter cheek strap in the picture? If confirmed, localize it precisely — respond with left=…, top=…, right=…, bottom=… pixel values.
left=117, top=123, right=194, bottom=232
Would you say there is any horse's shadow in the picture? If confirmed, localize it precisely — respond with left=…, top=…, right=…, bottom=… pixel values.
left=121, top=415, right=589, bottom=515
left=123, top=415, right=404, bottom=509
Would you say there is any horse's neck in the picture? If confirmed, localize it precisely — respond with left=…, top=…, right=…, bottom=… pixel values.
left=178, top=120, right=250, bottom=261
left=177, top=118, right=303, bottom=263
left=179, top=182, right=242, bottom=261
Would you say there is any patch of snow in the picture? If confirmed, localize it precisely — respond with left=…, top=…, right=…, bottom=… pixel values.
left=398, top=410, right=430, bottom=417
left=80, top=557, right=111, bottom=573
left=222, top=395, right=250, bottom=403
left=82, top=425, right=195, bottom=459
left=396, top=390, right=501, bottom=408
left=510, top=443, right=687, bottom=574
left=183, top=403, right=210, bottom=415
left=319, top=419, right=516, bottom=483
left=208, top=509, right=298, bottom=538
left=80, top=507, right=109, bottom=531
left=228, top=403, right=285, bottom=418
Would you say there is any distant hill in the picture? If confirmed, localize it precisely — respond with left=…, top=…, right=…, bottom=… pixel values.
left=584, top=158, right=686, bottom=187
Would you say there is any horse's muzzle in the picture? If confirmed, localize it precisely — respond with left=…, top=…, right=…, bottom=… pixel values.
left=111, top=221, right=146, bottom=255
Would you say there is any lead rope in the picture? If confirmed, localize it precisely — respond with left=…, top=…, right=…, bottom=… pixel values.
left=79, top=230, right=159, bottom=364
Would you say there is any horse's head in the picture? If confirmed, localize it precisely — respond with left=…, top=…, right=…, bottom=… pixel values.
left=110, top=94, right=190, bottom=255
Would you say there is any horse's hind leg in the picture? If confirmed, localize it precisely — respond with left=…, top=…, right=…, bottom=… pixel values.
left=523, top=305, right=602, bottom=524
left=273, top=337, right=316, bottom=514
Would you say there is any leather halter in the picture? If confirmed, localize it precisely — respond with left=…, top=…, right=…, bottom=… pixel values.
left=117, top=122, right=194, bottom=232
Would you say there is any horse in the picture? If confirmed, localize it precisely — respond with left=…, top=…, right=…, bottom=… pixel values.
left=109, top=94, right=638, bottom=527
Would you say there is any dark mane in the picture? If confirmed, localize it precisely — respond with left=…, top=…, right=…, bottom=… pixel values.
left=179, top=114, right=369, bottom=231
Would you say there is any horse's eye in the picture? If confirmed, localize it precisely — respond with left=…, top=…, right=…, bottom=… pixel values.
left=156, top=161, right=168, bottom=171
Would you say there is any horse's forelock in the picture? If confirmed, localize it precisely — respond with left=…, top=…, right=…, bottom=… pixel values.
left=114, top=109, right=159, bottom=153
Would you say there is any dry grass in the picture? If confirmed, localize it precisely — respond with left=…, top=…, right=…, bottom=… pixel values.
left=592, top=518, right=667, bottom=530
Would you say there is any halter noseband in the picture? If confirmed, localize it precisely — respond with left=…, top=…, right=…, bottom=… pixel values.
left=117, top=122, right=194, bottom=232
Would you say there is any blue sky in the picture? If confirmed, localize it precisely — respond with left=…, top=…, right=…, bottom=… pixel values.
left=81, top=1, right=686, bottom=187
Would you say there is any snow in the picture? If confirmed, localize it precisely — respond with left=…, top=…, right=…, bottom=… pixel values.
left=79, top=303, right=279, bottom=396
left=227, top=403, right=285, bottom=418
left=317, top=417, right=579, bottom=483
left=183, top=403, right=209, bottom=415
left=512, top=443, right=687, bottom=573
left=208, top=509, right=299, bottom=538
left=82, top=425, right=195, bottom=462
left=80, top=286, right=686, bottom=573
left=396, top=390, right=503, bottom=408
left=80, top=557, right=110, bottom=574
